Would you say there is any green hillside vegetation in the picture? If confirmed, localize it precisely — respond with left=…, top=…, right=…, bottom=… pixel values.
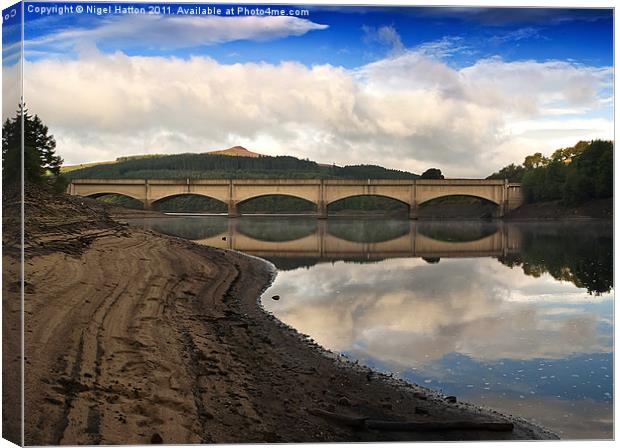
left=116, top=154, right=169, bottom=162
left=62, top=154, right=175, bottom=173
left=66, top=152, right=419, bottom=180
left=487, top=140, right=613, bottom=205
left=61, top=161, right=115, bottom=173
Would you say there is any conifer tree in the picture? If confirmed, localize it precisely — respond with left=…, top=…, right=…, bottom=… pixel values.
left=2, top=104, right=63, bottom=186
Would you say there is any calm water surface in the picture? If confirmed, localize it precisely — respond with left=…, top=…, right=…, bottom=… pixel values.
left=130, top=216, right=613, bottom=439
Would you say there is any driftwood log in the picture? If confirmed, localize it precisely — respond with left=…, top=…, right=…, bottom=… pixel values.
left=308, top=408, right=514, bottom=432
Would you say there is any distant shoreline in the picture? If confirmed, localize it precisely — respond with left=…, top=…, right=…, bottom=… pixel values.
left=107, top=197, right=613, bottom=221
left=503, top=197, right=612, bottom=221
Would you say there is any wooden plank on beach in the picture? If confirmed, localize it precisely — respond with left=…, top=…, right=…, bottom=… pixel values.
left=308, top=408, right=514, bottom=432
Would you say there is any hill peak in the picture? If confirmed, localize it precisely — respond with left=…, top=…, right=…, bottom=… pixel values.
left=207, top=146, right=264, bottom=158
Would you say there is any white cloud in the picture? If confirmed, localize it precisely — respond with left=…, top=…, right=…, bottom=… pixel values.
left=2, top=62, right=21, bottom=122
left=362, top=25, right=404, bottom=54
left=2, top=41, right=22, bottom=66
left=415, top=36, right=473, bottom=59
left=26, top=14, right=328, bottom=53
left=488, top=27, right=542, bottom=45
left=22, top=48, right=613, bottom=176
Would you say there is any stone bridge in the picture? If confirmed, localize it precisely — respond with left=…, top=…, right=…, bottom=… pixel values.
left=68, top=178, right=523, bottom=218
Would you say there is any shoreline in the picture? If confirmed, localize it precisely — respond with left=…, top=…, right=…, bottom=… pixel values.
left=19, top=192, right=559, bottom=444
left=109, top=202, right=613, bottom=222
left=196, top=241, right=559, bottom=442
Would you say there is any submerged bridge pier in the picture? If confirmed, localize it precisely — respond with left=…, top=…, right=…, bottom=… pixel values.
left=67, top=178, right=523, bottom=219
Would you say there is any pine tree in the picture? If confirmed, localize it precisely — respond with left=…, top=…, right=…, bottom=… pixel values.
left=2, top=104, right=63, bottom=186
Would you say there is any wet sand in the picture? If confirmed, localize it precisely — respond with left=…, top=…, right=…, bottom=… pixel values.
left=17, top=191, right=558, bottom=444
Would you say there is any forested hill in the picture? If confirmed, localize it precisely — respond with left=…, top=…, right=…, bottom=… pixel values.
left=65, top=153, right=419, bottom=180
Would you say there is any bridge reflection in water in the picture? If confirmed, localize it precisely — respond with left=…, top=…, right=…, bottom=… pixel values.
left=132, top=217, right=523, bottom=262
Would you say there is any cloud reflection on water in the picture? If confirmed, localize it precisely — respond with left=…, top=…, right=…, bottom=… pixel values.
left=264, top=257, right=611, bottom=364
left=263, top=256, right=613, bottom=439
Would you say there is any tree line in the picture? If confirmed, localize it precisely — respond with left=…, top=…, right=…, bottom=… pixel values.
left=487, top=140, right=613, bottom=205
left=66, top=153, right=421, bottom=180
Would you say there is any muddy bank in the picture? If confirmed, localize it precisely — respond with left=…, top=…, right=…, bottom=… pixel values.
left=20, top=190, right=558, bottom=444
left=2, top=186, right=23, bottom=445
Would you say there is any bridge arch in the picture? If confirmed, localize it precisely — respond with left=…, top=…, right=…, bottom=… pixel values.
left=326, top=194, right=410, bottom=214
left=416, top=194, right=500, bottom=219
left=85, top=192, right=146, bottom=209
left=84, top=191, right=144, bottom=203
left=417, top=193, right=500, bottom=207
left=236, top=194, right=317, bottom=214
left=325, top=188, right=412, bottom=208
left=151, top=193, right=227, bottom=213
left=233, top=183, right=319, bottom=206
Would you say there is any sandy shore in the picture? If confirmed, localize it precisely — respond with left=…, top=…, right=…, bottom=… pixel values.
left=14, top=191, right=558, bottom=444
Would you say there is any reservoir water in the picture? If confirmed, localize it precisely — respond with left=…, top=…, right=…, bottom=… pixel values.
left=129, top=216, right=613, bottom=439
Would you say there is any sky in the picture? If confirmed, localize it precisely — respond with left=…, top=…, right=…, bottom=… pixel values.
left=2, top=2, right=614, bottom=177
